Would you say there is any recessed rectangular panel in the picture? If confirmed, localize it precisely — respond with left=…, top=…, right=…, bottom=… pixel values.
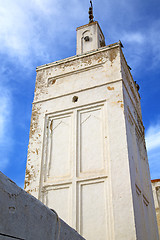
left=78, top=107, right=104, bottom=173
left=80, top=181, right=107, bottom=240
left=47, top=186, right=71, bottom=225
left=48, top=114, right=72, bottom=179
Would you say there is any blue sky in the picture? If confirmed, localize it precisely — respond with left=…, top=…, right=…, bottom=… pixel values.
left=0, top=0, right=160, bottom=187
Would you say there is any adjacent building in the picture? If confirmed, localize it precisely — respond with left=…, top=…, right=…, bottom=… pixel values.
left=152, top=179, right=160, bottom=237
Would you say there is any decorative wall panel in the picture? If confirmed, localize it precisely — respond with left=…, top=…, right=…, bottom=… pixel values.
left=79, top=180, right=108, bottom=240
left=78, top=106, right=105, bottom=175
left=47, top=185, right=72, bottom=224
left=42, top=103, right=110, bottom=236
left=47, top=114, right=73, bottom=180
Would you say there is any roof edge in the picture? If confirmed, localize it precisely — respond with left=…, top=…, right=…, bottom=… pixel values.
left=151, top=179, right=160, bottom=183
left=36, top=41, right=120, bottom=71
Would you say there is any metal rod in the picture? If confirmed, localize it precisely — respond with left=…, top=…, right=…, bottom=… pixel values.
left=89, top=0, right=94, bottom=23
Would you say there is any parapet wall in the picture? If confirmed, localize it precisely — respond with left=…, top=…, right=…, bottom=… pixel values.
left=0, top=172, right=85, bottom=240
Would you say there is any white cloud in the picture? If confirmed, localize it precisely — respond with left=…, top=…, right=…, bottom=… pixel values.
left=146, top=123, right=160, bottom=151
left=0, top=0, right=50, bottom=66
left=122, top=32, right=145, bottom=44
left=0, top=88, right=12, bottom=143
left=145, top=122, right=160, bottom=179
left=113, top=21, right=160, bottom=72
left=0, top=0, right=86, bottom=67
left=0, top=0, right=159, bottom=72
left=0, top=84, right=13, bottom=172
left=147, top=20, right=160, bottom=68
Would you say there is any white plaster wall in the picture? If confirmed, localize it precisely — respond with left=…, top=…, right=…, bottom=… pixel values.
left=0, top=172, right=85, bottom=240
left=121, top=49, right=159, bottom=240
left=33, top=45, right=121, bottom=104
left=25, top=43, right=136, bottom=240
left=25, top=44, right=122, bottom=198
left=76, top=21, right=105, bottom=55
left=25, top=41, right=159, bottom=240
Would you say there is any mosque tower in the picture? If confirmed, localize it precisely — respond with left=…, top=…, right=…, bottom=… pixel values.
left=25, top=2, right=159, bottom=239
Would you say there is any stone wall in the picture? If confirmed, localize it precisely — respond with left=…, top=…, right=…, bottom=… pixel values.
left=152, top=179, right=160, bottom=238
left=0, top=171, right=85, bottom=240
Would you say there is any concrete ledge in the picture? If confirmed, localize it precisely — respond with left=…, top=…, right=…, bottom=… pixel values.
left=0, top=172, right=85, bottom=240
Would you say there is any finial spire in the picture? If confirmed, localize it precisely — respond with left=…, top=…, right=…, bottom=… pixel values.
left=89, top=0, right=94, bottom=23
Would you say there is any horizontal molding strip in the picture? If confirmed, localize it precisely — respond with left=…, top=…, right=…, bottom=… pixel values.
left=48, top=62, right=104, bottom=85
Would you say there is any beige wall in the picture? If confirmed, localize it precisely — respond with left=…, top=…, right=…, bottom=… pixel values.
left=152, top=179, right=160, bottom=238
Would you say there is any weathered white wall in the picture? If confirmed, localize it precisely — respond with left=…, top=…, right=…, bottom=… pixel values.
left=121, top=49, right=159, bottom=240
left=0, top=171, right=85, bottom=240
left=25, top=22, right=159, bottom=240
left=25, top=43, right=126, bottom=240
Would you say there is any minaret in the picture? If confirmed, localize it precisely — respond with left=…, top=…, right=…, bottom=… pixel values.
left=76, top=1, right=105, bottom=55
left=25, top=2, right=159, bottom=240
